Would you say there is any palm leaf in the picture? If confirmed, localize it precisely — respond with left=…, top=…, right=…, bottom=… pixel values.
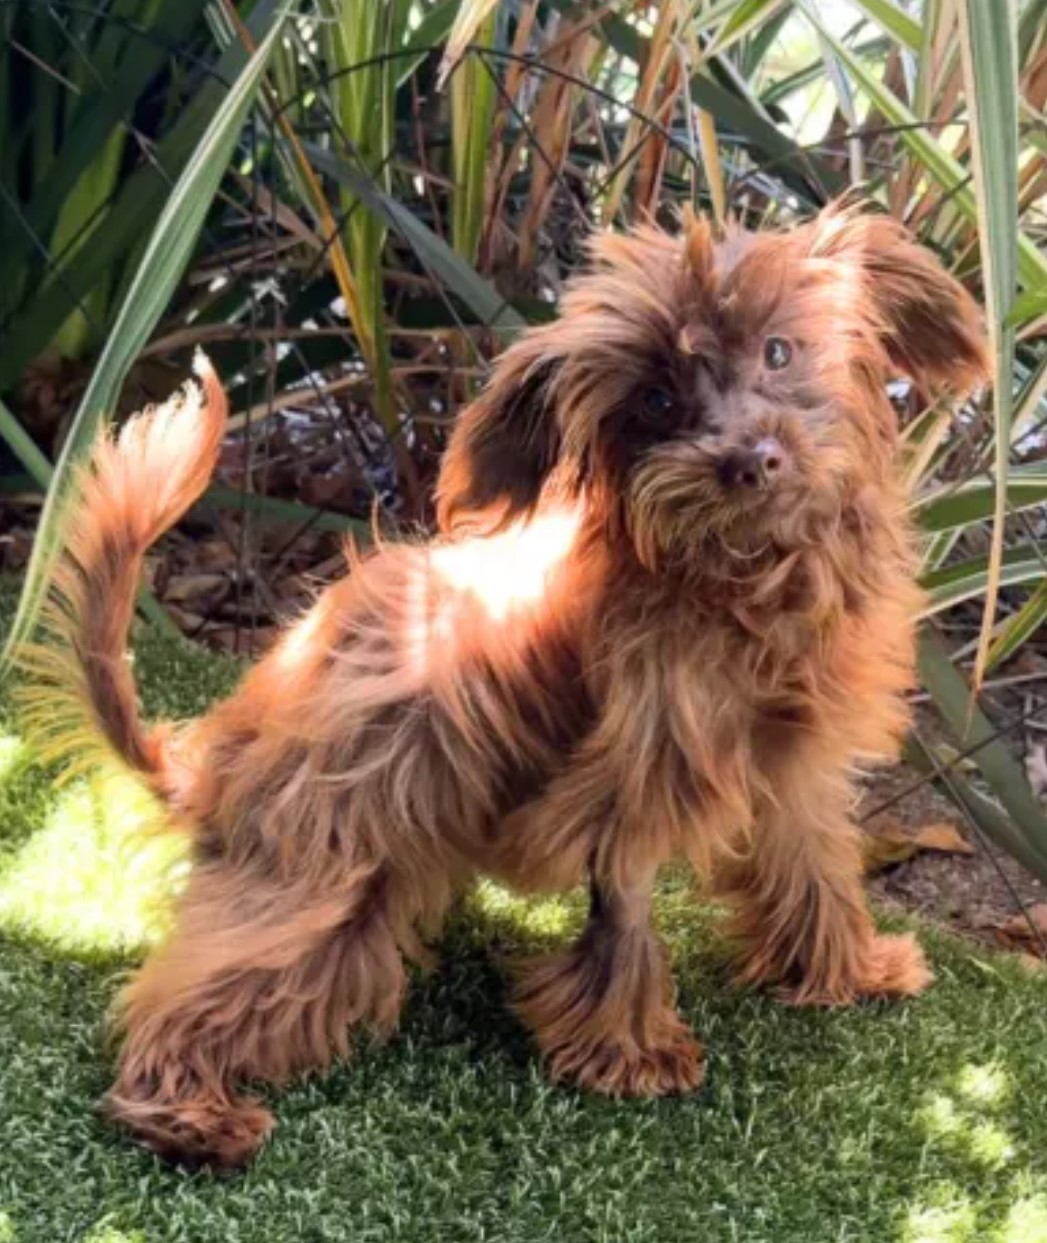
left=1, top=6, right=298, bottom=672
left=921, top=545, right=1046, bottom=617
left=916, top=463, right=1047, bottom=534
left=805, top=13, right=1047, bottom=291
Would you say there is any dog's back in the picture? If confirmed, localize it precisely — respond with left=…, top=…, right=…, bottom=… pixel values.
left=172, top=507, right=603, bottom=891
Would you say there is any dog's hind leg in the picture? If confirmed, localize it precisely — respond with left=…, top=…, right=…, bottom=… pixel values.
left=514, top=858, right=704, bottom=1098
left=105, top=857, right=428, bottom=1167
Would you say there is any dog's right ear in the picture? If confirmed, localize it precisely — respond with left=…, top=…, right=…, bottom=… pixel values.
left=436, top=332, right=565, bottom=531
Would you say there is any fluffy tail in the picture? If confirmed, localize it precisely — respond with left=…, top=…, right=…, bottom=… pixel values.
left=16, top=354, right=228, bottom=792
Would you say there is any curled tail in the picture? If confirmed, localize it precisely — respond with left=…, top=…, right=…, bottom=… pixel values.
left=17, top=354, right=228, bottom=794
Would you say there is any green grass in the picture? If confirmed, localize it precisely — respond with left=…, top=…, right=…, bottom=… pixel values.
left=3, top=581, right=1047, bottom=1243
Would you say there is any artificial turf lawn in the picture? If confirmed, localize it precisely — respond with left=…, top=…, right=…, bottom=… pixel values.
left=2, top=582, right=1047, bottom=1243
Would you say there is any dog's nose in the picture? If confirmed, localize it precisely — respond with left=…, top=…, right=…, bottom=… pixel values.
left=718, top=438, right=785, bottom=491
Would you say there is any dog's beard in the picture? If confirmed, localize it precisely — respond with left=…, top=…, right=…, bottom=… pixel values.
left=626, top=423, right=851, bottom=575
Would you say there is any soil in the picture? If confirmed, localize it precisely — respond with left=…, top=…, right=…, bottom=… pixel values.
left=860, top=763, right=1047, bottom=958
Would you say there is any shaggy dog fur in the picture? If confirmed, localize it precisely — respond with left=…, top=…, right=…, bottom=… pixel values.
left=20, top=206, right=987, bottom=1167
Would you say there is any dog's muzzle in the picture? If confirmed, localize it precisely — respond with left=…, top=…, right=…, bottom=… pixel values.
left=716, top=436, right=787, bottom=492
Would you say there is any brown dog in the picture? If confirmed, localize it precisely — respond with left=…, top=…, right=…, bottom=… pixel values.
left=22, top=206, right=987, bottom=1167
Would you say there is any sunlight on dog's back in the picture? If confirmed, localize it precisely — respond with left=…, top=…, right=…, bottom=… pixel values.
left=430, top=506, right=583, bottom=621
left=266, top=505, right=585, bottom=695
left=405, top=504, right=585, bottom=682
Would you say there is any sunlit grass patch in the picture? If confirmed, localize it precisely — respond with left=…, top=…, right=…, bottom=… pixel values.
left=0, top=731, right=27, bottom=784
left=81, top=1221, right=148, bottom=1243
left=965, top=1120, right=1016, bottom=1168
left=903, top=1194, right=978, bottom=1243
left=466, top=879, right=582, bottom=942
left=906, top=1185, right=1047, bottom=1243
left=0, top=771, right=184, bottom=955
left=917, top=1088, right=1016, bottom=1171
left=955, top=1062, right=1011, bottom=1109
left=998, top=1195, right=1047, bottom=1243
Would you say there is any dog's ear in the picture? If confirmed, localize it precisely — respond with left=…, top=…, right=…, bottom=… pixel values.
left=436, top=332, right=566, bottom=531
left=810, top=209, right=989, bottom=394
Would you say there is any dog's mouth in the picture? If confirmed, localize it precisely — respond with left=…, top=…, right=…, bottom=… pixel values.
left=627, top=424, right=838, bottom=568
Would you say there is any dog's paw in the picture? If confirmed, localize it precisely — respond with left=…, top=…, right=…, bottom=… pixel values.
left=858, top=932, right=934, bottom=999
left=770, top=932, right=934, bottom=1006
left=516, top=929, right=705, bottom=1098
left=105, top=1088, right=274, bottom=1169
left=548, top=1021, right=705, bottom=1098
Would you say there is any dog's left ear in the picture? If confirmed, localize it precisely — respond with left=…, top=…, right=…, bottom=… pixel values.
left=436, top=329, right=567, bottom=531
left=810, top=210, right=989, bottom=394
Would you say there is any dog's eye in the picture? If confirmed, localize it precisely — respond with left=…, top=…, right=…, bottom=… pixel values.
left=642, top=389, right=676, bottom=420
left=763, top=337, right=793, bottom=371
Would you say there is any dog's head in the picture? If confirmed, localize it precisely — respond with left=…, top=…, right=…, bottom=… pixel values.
left=436, top=207, right=988, bottom=569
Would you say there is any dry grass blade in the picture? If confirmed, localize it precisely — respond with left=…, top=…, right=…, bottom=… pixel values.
left=439, top=0, right=502, bottom=89
left=602, top=0, right=687, bottom=223
left=512, top=17, right=600, bottom=270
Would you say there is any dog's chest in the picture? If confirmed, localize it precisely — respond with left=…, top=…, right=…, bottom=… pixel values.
left=610, top=597, right=845, bottom=753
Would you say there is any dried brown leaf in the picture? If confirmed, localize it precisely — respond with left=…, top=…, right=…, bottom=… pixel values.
left=999, top=902, right=1047, bottom=942
left=863, top=817, right=973, bottom=873
left=910, top=822, right=975, bottom=855
left=163, top=573, right=230, bottom=605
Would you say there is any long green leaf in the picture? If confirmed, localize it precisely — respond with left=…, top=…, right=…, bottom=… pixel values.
left=704, top=0, right=789, bottom=60
left=918, top=628, right=1047, bottom=874
left=0, top=397, right=53, bottom=492
left=916, top=462, right=1047, bottom=534
left=920, top=545, right=1046, bottom=617
left=202, top=485, right=370, bottom=538
left=899, top=399, right=952, bottom=492
left=305, top=144, right=527, bottom=342
left=740, top=4, right=795, bottom=77
left=451, top=7, right=497, bottom=264
left=396, top=0, right=464, bottom=88
left=1, top=9, right=297, bottom=671
left=1007, top=288, right=1047, bottom=328
left=760, top=37, right=889, bottom=106
left=957, top=0, right=1019, bottom=687
left=986, top=578, right=1047, bottom=672
left=438, top=0, right=500, bottom=87
left=322, top=0, right=402, bottom=437
left=1010, top=355, right=1047, bottom=447
left=849, top=0, right=921, bottom=52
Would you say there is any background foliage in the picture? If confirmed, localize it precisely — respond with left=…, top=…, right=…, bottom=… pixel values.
left=1, top=0, right=1046, bottom=879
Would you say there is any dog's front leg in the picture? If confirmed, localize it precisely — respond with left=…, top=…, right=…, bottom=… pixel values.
left=716, top=763, right=932, bottom=1006
left=514, top=854, right=704, bottom=1097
